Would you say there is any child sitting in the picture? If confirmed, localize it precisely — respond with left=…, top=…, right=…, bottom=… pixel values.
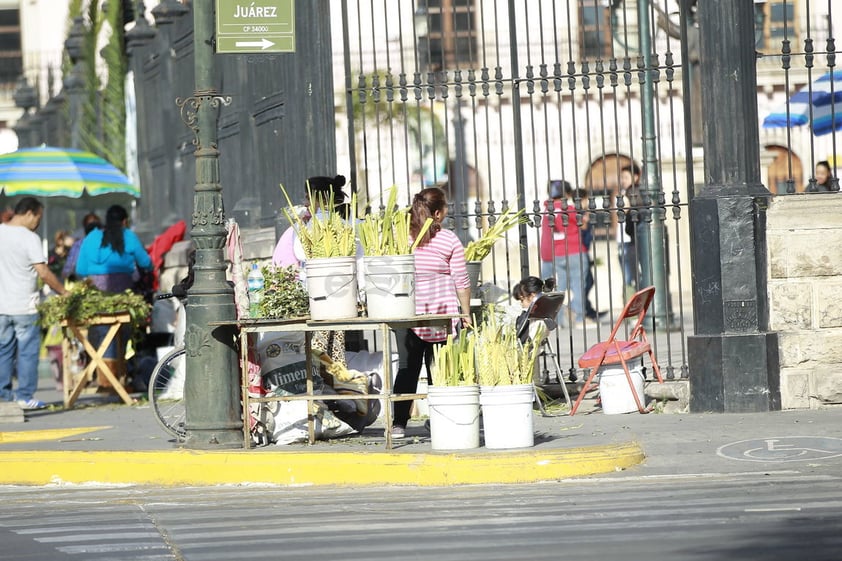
left=512, top=276, right=557, bottom=345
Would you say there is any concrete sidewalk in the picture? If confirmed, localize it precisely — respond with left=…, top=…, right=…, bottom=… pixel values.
left=1, top=387, right=842, bottom=486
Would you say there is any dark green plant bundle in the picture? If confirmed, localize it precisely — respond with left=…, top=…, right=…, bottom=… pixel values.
left=37, top=281, right=152, bottom=344
left=258, top=265, right=310, bottom=319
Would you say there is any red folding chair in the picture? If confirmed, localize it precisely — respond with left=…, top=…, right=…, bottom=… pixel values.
left=570, top=286, right=664, bottom=416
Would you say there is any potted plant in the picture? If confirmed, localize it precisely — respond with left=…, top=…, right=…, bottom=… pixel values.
left=464, top=207, right=528, bottom=300
left=356, top=186, right=432, bottom=319
left=279, top=184, right=358, bottom=320
left=428, top=328, right=480, bottom=450
left=474, top=305, right=544, bottom=449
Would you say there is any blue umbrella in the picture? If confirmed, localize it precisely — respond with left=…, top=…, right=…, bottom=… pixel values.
left=763, top=70, right=842, bottom=136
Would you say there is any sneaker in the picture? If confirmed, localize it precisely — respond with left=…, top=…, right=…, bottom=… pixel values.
left=16, top=399, right=46, bottom=411
left=389, top=425, right=406, bottom=439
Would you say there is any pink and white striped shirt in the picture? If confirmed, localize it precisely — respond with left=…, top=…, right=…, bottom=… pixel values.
left=411, top=228, right=470, bottom=342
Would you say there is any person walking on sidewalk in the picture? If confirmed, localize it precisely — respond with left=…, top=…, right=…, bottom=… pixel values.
left=617, top=163, right=641, bottom=297
left=390, top=187, right=472, bottom=439
left=540, top=179, right=590, bottom=326
left=0, top=197, right=66, bottom=410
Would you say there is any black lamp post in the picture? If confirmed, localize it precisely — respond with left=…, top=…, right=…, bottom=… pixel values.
left=176, top=0, right=243, bottom=449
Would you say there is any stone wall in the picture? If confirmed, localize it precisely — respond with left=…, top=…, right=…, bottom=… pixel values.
left=767, top=194, right=842, bottom=409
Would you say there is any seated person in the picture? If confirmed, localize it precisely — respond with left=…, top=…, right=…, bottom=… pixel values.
left=512, top=276, right=557, bottom=345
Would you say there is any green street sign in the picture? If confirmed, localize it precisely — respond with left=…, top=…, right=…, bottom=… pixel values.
left=216, top=0, right=295, bottom=54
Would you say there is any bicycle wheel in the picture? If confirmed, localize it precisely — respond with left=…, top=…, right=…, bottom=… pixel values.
left=148, top=346, right=187, bottom=439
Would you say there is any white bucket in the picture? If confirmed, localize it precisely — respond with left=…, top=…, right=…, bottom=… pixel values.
left=364, top=255, right=415, bottom=319
left=479, top=384, right=535, bottom=449
left=305, top=256, right=359, bottom=320
left=428, top=385, right=480, bottom=450
left=598, top=362, right=645, bottom=414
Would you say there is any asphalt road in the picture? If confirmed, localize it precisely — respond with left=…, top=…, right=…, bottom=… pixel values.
left=2, top=470, right=841, bottom=561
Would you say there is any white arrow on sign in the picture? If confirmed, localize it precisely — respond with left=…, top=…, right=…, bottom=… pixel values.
left=234, top=38, right=275, bottom=50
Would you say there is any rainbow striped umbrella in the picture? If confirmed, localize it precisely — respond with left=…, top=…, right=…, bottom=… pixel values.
left=0, top=145, right=139, bottom=198
left=763, top=70, right=842, bottom=136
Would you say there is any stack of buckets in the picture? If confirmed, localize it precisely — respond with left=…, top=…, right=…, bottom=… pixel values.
left=428, top=384, right=534, bottom=450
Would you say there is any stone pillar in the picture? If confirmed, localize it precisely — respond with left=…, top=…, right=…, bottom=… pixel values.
left=63, top=16, right=87, bottom=150
left=688, top=0, right=780, bottom=412
left=12, top=76, right=38, bottom=147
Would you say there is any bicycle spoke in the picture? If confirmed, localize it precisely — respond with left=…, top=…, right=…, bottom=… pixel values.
left=148, top=347, right=187, bottom=439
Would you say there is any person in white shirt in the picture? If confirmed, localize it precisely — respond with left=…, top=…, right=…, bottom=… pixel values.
left=0, top=197, right=66, bottom=410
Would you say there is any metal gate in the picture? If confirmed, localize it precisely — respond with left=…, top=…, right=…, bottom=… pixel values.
left=338, top=0, right=694, bottom=380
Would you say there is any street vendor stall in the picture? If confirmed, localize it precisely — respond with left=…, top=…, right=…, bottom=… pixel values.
left=212, top=314, right=456, bottom=449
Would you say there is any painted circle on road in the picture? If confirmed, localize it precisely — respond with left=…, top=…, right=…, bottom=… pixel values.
left=717, top=436, right=842, bottom=463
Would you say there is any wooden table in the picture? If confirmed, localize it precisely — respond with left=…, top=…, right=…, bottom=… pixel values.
left=61, top=312, right=135, bottom=408
left=214, top=314, right=455, bottom=449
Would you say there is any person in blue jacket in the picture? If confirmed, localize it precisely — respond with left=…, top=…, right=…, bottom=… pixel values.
left=74, top=205, right=153, bottom=387
left=75, top=205, right=153, bottom=293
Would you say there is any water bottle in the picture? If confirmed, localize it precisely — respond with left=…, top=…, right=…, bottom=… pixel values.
left=247, top=263, right=265, bottom=318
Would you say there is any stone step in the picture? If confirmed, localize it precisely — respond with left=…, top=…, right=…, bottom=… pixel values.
left=0, top=401, right=24, bottom=423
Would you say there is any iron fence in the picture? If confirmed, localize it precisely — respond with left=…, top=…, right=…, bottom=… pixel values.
left=756, top=1, right=840, bottom=194
left=337, top=0, right=699, bottom=379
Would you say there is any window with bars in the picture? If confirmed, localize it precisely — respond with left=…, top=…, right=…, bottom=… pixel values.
left=579, top=0, right=613, bottom=60
left=416, top=0, right=477, bottom=72
left=0, top=9, right=21, bottom=87
left=756, top=0, right=798, bottom=53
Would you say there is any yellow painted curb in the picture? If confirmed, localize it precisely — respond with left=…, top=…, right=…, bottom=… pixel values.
left=0, top=442, right=643, bottom=486
left=0, top=426, right=112, bottom=444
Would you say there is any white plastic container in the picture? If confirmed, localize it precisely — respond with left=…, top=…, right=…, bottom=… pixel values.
left=305, top=256, right=358, bottom=320
left=598, top=361, right=645, bottom=414
left=428, top=385, right=480, bottom=450
left=479, top=384, right=535, bottom=449
left=363, top=254, right=415, bottom=319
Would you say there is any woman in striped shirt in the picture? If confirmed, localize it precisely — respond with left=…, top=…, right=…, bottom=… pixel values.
left=390, top=187, right=472, bottom=439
